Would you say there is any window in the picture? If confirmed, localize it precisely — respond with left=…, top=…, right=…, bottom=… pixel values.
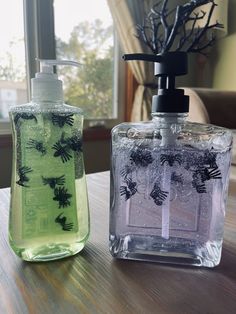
left=0, top=0, right=27, bottom=134
left=54, top=0, right=116, bottom=121
left=0, top=0, right=124, bottom=134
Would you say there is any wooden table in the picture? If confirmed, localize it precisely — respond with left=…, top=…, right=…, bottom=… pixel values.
left=1, top=171, right=236, bottom=314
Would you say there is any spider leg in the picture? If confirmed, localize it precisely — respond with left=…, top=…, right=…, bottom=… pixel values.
left=160, top=155, right=166, bottom=163
left=16, top=179, right=25, bottom=187
left=158, top=191, right=168, bottom=201
left=120, top=186, right=128, bottom=195
left=209, top=168, right=222, bottom=179
left=63, top=223, right=73, bottom=231
left=66, top=117, right=74, bottom=126
left=120, top=186, right=131, bottom=200
left=175, top=155, right=182, bottom=165
left=56, top=175, right=66, bottom=185
left=61, top=151, right=72, bottom=163
left=58, top=200, right=71, bottom=208
left=196, top=184, right=207, bottom=193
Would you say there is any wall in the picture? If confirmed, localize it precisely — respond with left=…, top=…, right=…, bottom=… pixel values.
left=212, top=0, right=236, bottom=90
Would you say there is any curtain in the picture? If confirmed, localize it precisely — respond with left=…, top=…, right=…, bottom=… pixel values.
left=107, top=0, right=158, bottom=121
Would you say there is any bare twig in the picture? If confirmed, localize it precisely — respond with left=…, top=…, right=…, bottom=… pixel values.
left=135, top=0, right=222, bottom=55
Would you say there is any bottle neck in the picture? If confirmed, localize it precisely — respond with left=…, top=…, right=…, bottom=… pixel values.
left=31, top=99, right=64, bottom=106
left=152, top=113, right=188, bottom=146
left=152, top=112, right=188, bottom=125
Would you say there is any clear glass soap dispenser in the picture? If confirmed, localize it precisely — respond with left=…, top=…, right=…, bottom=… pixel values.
left=9, top=59, right=89, bottom=261
left=109, top=52, right=232, bottom=267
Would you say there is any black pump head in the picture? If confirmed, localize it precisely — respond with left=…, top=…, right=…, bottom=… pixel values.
left=123, top=52, right=189, bottom=113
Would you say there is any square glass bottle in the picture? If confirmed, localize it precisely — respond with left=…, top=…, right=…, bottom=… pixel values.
left=109, top=53, right=233, bottom=267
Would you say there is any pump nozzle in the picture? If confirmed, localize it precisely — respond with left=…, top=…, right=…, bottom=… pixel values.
left=37, top=59, right=82, bottom=74
left=32, top=59, right=82, bottom=102
left=123, top=52, right=189, bottom=113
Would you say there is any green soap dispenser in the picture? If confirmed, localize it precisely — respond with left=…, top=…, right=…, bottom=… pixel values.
left=9, top=59, right=90, bottom=261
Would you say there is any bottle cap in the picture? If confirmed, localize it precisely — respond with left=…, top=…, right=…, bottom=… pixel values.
left=31, top=59, right=81, bottom=102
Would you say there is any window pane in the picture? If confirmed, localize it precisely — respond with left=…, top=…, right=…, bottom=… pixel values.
left=0, top=0, right=27, bottom=121
left=54, top=0, right=115, bottom=119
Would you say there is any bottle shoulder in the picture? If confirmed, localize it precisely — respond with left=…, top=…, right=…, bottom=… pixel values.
left=9, top=102, right=83, bottom=115
left=112, top=120, right=233, bottom=151
left=112, top=120, right=232, bottom=135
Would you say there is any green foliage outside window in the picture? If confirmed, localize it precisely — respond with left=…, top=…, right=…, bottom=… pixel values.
left=56, top=19, right=114, bottom=119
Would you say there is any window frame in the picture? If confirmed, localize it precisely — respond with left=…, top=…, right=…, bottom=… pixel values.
left=0, top=0, right=125, bottom=136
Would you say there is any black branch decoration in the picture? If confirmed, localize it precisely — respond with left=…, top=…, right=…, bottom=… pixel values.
left=136, top=0, right=223, bottom=55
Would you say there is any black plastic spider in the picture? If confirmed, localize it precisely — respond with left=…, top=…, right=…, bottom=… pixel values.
left=130, top=148, right=153, bottom=167
left=150, top=183, right=168, bottom=206
left=55, top=212, right=73, bottom=231
left=171, top=172, right=184, bottom=185
left=53, top=187, right=72, bottom=208
left=51, top=113, right=74, bottom=128
left=120, top=178, right=137, bottom=201
left=52, top=141, right=72, bottom=163
left=42, top=175, right=65, bottom=189
left=14, top=113, right=37, bottom=125
left=192, top=180, right=207, bottom=194
left=193, top=167, right=222, bottom=182
left=16, top=166, right=33, bottom=187
left=61, top=133, right=82, bottom=152
left=160, top=154, right=182, bottom=167
left=197, top=151, right=218, bottom=169
left=26, top=139, right=46, bottom=155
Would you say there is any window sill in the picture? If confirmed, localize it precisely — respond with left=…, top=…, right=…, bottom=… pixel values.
left=0, top=127, right=111, bottom=148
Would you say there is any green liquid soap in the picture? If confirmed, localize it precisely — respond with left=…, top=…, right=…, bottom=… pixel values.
left=9, top=106, right=90, bottom=261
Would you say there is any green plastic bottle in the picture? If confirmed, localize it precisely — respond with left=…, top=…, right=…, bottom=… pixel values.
left=9, top=60, right=90, bottom=261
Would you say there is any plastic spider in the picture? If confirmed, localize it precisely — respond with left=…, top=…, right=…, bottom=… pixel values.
left=52, top=141, right=72, bottom=163
left=55, top=213, right=73, bottom=231
left=120, top=178, right=137, bottom=201
left=171, top=172, right=184, bottom=185
left=26, top=139, right=46, bottom=155
left=42, top=175, right=65, bottom=189
left=193, top=167, right=222, bottom=182
left=14, top=113, right=37, bottom=125
left=61, top=133, right=82, bottom=152
left=197, top=151, right=218, bottom=169
left=130, top=148, right=153, bottom=167
left=53, top=187, right=72, bottom=208
left=51, top=113, right=74, bottom=128
left=160, top=154, right=182, bottom=167
left=16, top=166, right=33, bottom=187
left=150, top=183, right=168, bottom=206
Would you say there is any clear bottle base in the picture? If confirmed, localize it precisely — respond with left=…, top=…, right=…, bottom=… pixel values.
left=10, top=242, right=86, bottom=262
left=109, top=234, right=222, bottom=268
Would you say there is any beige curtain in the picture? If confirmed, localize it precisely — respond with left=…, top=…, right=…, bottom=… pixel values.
left=107, top=0, right=158, bottom=121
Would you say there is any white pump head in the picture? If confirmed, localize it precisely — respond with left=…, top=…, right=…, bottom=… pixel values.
left=31, top=59, right=81, bottom=103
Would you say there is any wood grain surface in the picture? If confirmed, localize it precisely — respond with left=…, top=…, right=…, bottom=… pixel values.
left=0, top=171, right=236, bottom=314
